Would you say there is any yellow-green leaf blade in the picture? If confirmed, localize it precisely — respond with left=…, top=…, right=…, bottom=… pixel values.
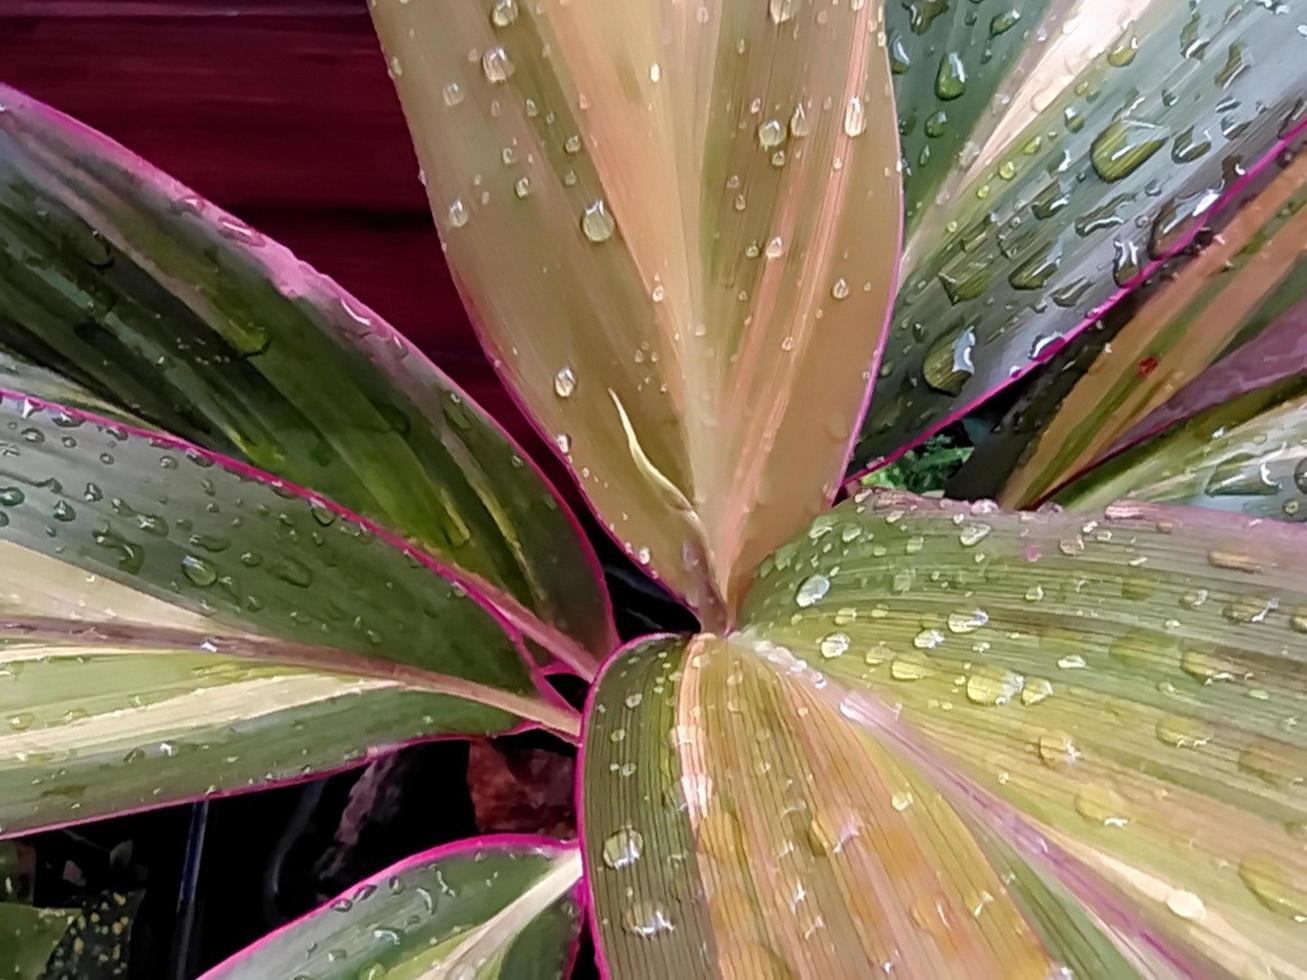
left=734, top=489, right=1307, bottom=975
left=203, top=837, right=582, bottom=980
left=373, top=0, right=902, bottom=619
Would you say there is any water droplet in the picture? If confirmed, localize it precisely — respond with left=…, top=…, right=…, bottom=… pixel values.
left=490, top=0, right=518, bottom=27
left=1166, top=889, right=1206, bottom=921
left=1238, top=853, right=1307, bottom=920
left=966, top=666, right=1023, bottom=706
left=601, top=827, right=644, bottom=869
left=0, top=488, right=24, bottom=507
left=935, top=52, right=967, bottom=100
left=757, top=118, right=786, bottom=149
left=448, top=199, right=469, bottom=228
left=1038, top=731, right=1079, bottom=769
left=819, top=632, right=850, bottom=659
left=181, top=555, right=218, bottom=587
left=947, top=609, right=989, bottom=634
left=958, top=522, right=990, bottom=547
left=831, top=278, right=850, bottom=300
left=890, top=653, right=929, bottom=681
left=768, top=0, right=797, bottom=25
left=442, top=83, right=466, bottom=107
left=1021, top=678, right=1053, bottom=706
left=514, top=176, right=532, bottom=198
left=52, top=500, right=75, bottom=522
left=989, top=9, right=1020, bottom=36
left=554, top=367, right=577, bottom=399
left=789, top=103, right=811, bottom=138
left=795, top=574, right=830, bottom=607
left=913, top=628, right=944, bottom=650
left=891, top=790, right=914, bottom=812
left=581, top=200, right=615, bottom=242
left=1155, top=714, right=1214, bottom=748
left=624, top=899, right=675, bottom=937
left=1075, top=785, right=1129, bottom=826
left=1090, top=119, right=1168, bottom=182
left=843, top=97, right=866, bottom=138
left=482, top=46, right=516, bottom=84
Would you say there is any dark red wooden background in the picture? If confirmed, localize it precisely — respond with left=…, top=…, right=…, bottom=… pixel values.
left=1, top=0, right=531, bottom=443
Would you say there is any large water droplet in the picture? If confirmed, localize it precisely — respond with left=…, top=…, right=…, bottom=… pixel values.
left=843, top=97, right=866, bottom=138
left=768, top=0, right=797, bottom=25
left=935, top=52, right=967, bottom=100
left=757, top=119, right=786, bottom=149
left=1090, top=119, right=1168, bottom=182
left=181, top=555, right=218, bottom=587
left=1238, top=853, right=1307, bottom=920
left=490, top=0, right=518, bottom=27
left=482, top=46, right=516, bottom=84
left=819, top=632, right=850, bottom=659
left=794, top=574, right=830, bottom=608
left=966, top=666, right=1023, bottom=706
left=554, top=367, right=577, bottom=399
left=624, top=899, right=675, bottom=937
left=581, top=200, right=616, bottom=242
left=601, top=827, right=644, bottom=869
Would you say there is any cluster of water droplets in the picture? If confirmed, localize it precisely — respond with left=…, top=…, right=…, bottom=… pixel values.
left=859, top=0, right=1307, bottom=462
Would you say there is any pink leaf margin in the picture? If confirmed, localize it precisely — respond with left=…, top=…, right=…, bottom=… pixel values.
left=0, top=387, right=582, bottom=725
left=574, top=631, right=681, bottom=980
left=197, top=832, right=584, bottom=980
left=0, top=82, right=618, bottom=662
left=844, top=113, right=1307, bottom=488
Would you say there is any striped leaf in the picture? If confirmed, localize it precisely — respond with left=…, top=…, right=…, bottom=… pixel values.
left=853, top=0, right=1307, bottom=472
left=583, top=490, right=1307, bottom=976
left=0, top=393, right=578, bottom=837
left=1056, top=378, right=1307, bottom=521
left=372, top=0, right=902, bottom=623
left=0, top=83, right=613, bottom=667
left=990, top=136, right=1307, bottom=508
left=202, top=836, right=582, bottom=980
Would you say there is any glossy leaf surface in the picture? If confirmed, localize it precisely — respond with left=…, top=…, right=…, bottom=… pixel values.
left=1058, top=380, right=1307, bottom=521
left=854, top=0, right=1307, bottom=470
left=0, top=83, right=613, bottom=663
left=203, top=836, right=582, bottom=980
left=373, top=0, right=902, bottom=621
left=0, top=394, right=577, bottom=836
left=994, top=142, right=1307, bottom=507
left=583, top=490, right=1307, bottom=976
left=0, top=903, right=75, bottom=979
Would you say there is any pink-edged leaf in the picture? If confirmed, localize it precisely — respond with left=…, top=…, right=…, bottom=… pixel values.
left=0, top=83, right=614, bottom=666
left=371, top=0, right=902, bottom=623
left=0, top=393, right=582, bottom=838
left=582, top=490, right=1307, bottom=976
left=202, top=835, right=582, bottom=980
left=852, top=0, right=1307, bottom=473
left=1109, top=296, right=1307, bottom=460
left=987, top=140, right=1307, bottom=508
left=1056, top=376, right=1307, bottom=520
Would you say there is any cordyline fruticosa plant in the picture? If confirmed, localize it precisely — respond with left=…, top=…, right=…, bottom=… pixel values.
left=1, top=0, right=1307, bottom=975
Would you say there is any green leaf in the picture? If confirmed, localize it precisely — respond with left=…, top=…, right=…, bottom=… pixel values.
left=202, top=837, right=582, bottom=980
left=371, top=0, right=902, bottom=621
left=1056, top=379, right=1307, bottom=520
left=853, top=0, right=1307, bottom=471
left=583, top=490, right=1307, bottom=976
left=0, top=903, right=76, bottom=980
left=0, top=84, right=613, bottom=667
left=991, top=143, right=1307, bottom=508
left=0, top=394, right=577, bottom=837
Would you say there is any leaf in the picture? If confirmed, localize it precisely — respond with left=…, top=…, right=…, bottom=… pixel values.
left=993, top=140, right=1307, bottom=507
left=852, top=0, right=1307, bottom=471
left=583, top=490, right=1307, bottom=976
left=0, top=903, right=76, bottom=980
left=0, top=84, right=614, bottom=666
left=1056, top=380, right=1307, bottom=521
left=371, top=0, right=903, bottom=621
left=1110, top=296, right=1307, bottom=460
left=201, top=836, right=582, bottom=980
left=0, top=393, right=578, bottom=837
